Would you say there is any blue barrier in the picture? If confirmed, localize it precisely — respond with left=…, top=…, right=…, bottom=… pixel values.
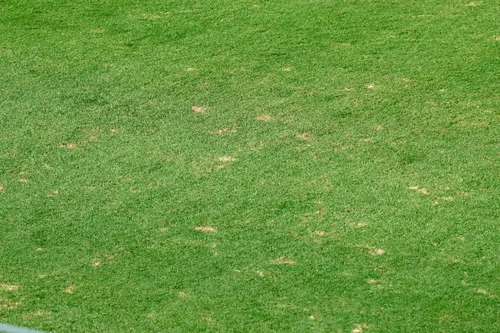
left=0, top=323, right=49, bottom=333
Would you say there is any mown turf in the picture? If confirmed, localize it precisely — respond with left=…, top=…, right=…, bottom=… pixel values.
left=1, top=0, right=499, bottom=332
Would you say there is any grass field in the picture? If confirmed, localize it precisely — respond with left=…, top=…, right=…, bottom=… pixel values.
left=1, top=0, right=499, bottom=332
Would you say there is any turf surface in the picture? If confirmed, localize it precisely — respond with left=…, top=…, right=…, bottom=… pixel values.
left=1, top=0, right=499, bottom=332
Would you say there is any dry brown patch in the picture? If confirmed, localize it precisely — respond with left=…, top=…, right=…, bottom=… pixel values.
left=368, top=279, right=377, bottom=284
left=309, top=315, right=316, bottom=320
left=359, top=138, right=373, bottom=142
left=218, top=156, right=236, bottom=162
left=313, top=231, right=327, bottom=236
left=257, top=271, right=265, bottom=277
left=475, top=288, right=496, bottom=298
left=256, top=114, right=273, bottom=121
left=45, top=190, right=59, bottom=197
left=147, top=312, right=158, bottom=319
left=375, top=125, right=383, bottom=131
left=352, top=324, right=368, bottom=333
left=295, top=144, right=311, bottom=151
left=212, top=127, right=238, bottom=135
left=33, top=310, right=52, bottom=317
left=105, top=254, right=115, bottom=261
left=109, top=128, right=118, bottom=133
left=282, top=67, right=293, bottom=72
left=63, top=284, right=75, bottom=294
left=195, top=226, right=216, bottom=232
left=21, top=310, right=52, bottom=320
left=351, top=222, right=369, bottom=228
left=343, top=87, right=353, bottom=91
left=92, top=259, right=101, bottom=267
left=448, top=256, right=462, bottom=263
left=494, top=36, right=500, bottom=41
left=466, top=2, right=482, bottom=6
left=0, top=185, right=4, bottom=192
left=408, top=186, right=429, bottom=195
left=187, top=67, right=197, bottom=71
left=0, top=297, right=20, bottom=310
left=359, top=244, right=385, bottom=256
left=420, top=188, right=429, bottom=195
left=90, top=29, right=105, bottom=33
left=365, top=83, right=375, bottom=89
left=0, top=284, right=19, bottom=292
left=271, top=256, right=295, bottom=265
left=192, top=106, right=207, bottom=113
left=120, top=175, right=133, bottom=181
left=18, top=178, right=28, bottom=183
left=141, top=13, right=161, bottom=19
left=296, top=133, right=310, bottom=141
left=60, top=143, right=76, bottom=149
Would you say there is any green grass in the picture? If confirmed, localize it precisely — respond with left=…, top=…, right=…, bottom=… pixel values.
left=1, top=0, right=499, bottom=332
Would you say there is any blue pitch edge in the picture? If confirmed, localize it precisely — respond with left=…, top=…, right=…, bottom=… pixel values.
left=0, top=323, right=49, bottom=333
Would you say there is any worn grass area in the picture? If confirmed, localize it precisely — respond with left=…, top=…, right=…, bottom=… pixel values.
left=1, top=0, right=499, bottom=332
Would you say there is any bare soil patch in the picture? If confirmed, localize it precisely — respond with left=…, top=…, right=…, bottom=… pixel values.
left=0, top=298, right=19, bottom=310
left=296, top=133, right=310, bottom=141
left=408, top=186, right=429, bottom=195
left=0, top=284, right=19, bottom=291
left=218, top=156, right=236, bottom=162
left=192, top=106, right=207, bottom=113
left=212, top=127, right=238, bottom=135
left=351, top=222, right=369, bottom=228
left=256, top=114, right=273, bottom=121
left=271, top=256, right=296, bottom=265
left=195, top=226, right=216, bottom=232
left=63, top=284, right=75, bottom=294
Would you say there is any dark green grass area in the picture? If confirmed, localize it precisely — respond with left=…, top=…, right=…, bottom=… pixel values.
left=1, top=0, right=499, bottom=331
